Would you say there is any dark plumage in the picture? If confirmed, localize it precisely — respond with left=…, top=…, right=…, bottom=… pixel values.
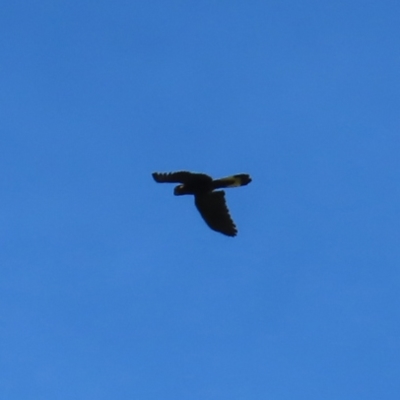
left=152, top=171, right=251, bottom=236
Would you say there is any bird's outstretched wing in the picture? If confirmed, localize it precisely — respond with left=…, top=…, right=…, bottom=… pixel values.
left=152, top=171, right=211, bottom=183
left=194, top=191, right=237, bottom=237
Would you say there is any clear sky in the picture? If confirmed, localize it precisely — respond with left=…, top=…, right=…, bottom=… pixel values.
left=1, top=1, right=400, bottom=399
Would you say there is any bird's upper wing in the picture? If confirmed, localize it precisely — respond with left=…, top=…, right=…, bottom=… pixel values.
left=152, top=171, right=211, bottom=184
left=194, top=191, right=237, bottom=237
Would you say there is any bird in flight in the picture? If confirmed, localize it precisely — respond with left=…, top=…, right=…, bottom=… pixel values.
left=152, top=171, right=251, bottom=236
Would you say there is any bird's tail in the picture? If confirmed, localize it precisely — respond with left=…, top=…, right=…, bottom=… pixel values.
left=213, top=174, right=252, bottom=189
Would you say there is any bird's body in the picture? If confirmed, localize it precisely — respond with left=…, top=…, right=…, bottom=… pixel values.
left=152, top=171, right=251, bottom=236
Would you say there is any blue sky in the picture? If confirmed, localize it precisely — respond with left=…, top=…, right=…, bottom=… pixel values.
left=1, top=1, right=400, bottom=399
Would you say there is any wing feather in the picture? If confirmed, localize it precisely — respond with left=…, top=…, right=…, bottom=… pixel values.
left=152, top=171, right=194, bottom=183
left=152, top=171, right=212, bottom=184
left=194, top=191, right=237, bottom=236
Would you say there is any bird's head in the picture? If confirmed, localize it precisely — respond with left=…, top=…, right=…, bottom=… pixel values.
left=174, top=184, right=187, bottom=196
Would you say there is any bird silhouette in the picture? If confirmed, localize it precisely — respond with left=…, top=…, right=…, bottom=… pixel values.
left=152, top=171, right=251, bottom=236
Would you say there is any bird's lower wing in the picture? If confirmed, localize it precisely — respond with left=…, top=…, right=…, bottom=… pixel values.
left=194, top=191, right=237, bottom=237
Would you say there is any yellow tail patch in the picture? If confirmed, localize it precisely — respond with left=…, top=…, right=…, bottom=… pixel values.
left=213, top=174, right=251, bottom=189
left=219, top=175, right=248, bottom=187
